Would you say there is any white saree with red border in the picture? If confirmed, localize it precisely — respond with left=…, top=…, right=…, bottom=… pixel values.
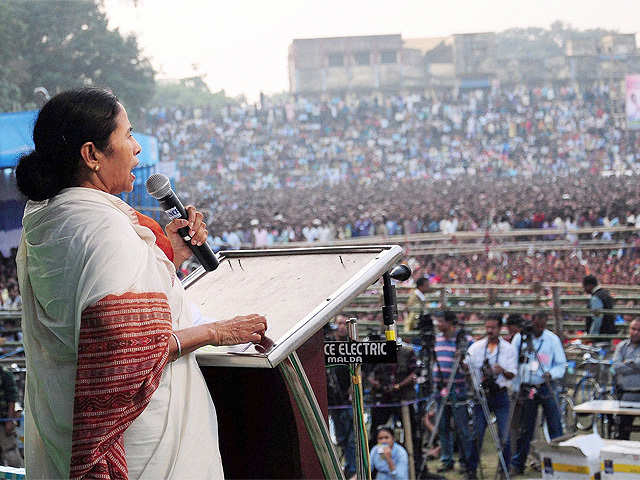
left=17, top=188, right=224, bottom=479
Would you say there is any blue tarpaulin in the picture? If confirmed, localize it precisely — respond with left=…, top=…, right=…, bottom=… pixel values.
left=0, top=110, right=159, bottom=233
left=0, top=111, right=37, bottom=168
left=0, top=110, right=158, bottom=168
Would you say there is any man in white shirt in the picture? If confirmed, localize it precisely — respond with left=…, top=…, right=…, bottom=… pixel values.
left=465, top=315, right=517, bottom=479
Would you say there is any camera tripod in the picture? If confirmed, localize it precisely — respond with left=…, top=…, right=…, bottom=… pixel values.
left=424, top=334, right=511, bottom=480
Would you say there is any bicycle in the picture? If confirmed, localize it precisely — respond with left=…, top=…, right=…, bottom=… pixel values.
left=567, top=343, right=618, bottom=435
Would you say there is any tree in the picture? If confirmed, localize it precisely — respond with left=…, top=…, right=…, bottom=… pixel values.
left=152, top=76, right=235, bottom=111
left=0, top=0, right=155, bottom=116
left=0, top=2, right=28, bottom=111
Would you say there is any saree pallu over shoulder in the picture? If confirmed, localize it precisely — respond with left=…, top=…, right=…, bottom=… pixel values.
left=18, top=188, right=223, bottom=480
left=70, top=292, right=172, bottom=480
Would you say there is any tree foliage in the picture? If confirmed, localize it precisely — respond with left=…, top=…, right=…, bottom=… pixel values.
left=0, top=0, right=155, bottom=116
left=151, top=76, right=235, bottom=111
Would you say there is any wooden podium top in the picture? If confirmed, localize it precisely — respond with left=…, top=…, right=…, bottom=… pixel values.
left=183, top=245, right=404, bottom=368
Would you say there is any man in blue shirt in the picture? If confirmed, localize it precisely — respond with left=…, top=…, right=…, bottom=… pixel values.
left=511, top=312, right=566, bottom=475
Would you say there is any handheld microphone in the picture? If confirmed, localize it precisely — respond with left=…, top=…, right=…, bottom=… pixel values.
left=146, top=173, right=219, bottom=271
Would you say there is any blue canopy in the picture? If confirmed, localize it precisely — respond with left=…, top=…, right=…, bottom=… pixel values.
left=0, top=110, right=158, bottom=168
left=0, top=111, right=37, bottom=168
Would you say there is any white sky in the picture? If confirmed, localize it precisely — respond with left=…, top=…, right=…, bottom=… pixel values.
left=103, top=0, right=640, bottom=101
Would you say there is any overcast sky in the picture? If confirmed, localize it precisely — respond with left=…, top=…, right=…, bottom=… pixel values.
left=103, top=0, right=640, bottom=101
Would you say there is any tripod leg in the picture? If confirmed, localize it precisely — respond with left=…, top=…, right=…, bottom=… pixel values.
left=466, top=365, right=511, bottom=479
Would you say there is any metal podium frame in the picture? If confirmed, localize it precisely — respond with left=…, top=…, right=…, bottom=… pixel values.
left=183, top=245, right=404, bottom=479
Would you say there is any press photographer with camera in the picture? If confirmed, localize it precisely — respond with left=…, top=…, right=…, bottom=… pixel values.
left=510, top=312, right=566, bottom=475
left=465, top=315, right=517, bottom=479
left=431, top=311, right=475, bottom=476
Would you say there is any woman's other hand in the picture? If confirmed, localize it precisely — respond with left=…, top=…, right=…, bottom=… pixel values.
left=210, top=314, right=268, bottom=346
left=165, top=205, right=208, bottom=268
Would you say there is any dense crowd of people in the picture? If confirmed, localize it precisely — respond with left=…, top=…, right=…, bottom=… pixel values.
left=0, top=251, right=20, bottom=311
left=408, top=247, right=640, bottom=285
left=141, top=84, right=640, bottom=248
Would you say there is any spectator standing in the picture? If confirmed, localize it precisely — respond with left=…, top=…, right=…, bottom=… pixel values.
left=612, top=318, right=640, bottom=439
left=0, top=367, right=23, bottom=467
left=403, top=277, right=430, bottom=333
left=583, top=275, right=616, bottom=334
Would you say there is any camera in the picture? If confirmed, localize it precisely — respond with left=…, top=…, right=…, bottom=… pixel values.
left=521, top=319, right=535, bottom=335
left=480, top=359, right=501, bottom=396
left=417, top=313, right=435, bottom=350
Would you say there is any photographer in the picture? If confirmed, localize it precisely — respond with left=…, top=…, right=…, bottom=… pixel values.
left=511, top=312, right=566, bottom=475
left=326, top=316, right=357, bottom=479
left=504, top=314, right=523, bottom=343
left=465, top=315, right=517, bottom=480
left=432, top=311, right=474, bottom=476
left=404, top=277, right=431, bottom=333
left=368, top=344, right=418, bottom=452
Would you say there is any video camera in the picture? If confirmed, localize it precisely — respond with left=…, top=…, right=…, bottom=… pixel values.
left=521, top=319, right=535, bottom=335
left=480, top=358, right=501, bottom=397
left=417, top=312, right=435, bottom=350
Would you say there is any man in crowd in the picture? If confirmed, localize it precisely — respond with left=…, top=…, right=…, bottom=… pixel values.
left=432, top=311, right=474, bottom=477
left=465, top=315, right=518, bottom=479
left=0, top=367, right=22, bottom=467
left=511, top=312, right=566, bottom=475
left=326, top=316, right=356, bottom=479
left=404, top=277, right=431, bottom=333
left=504, top=314, right=523, bottom=343
left=583, top=275, right=616, bottom=335
left=613, top=318, right=640, bottom=439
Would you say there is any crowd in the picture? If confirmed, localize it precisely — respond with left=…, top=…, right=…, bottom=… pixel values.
left=141, top=84, right=640, bottom=247
left=328, top=290, right=640, bottom=479
left=0, top=251, right=20, bottom=311
left=407, top=247, right=640, bottom=285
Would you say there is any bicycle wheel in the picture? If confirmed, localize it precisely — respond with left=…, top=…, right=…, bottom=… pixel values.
left=572, top=378, right=600, bottom=431
left=543, top=393, right=576, bottom=441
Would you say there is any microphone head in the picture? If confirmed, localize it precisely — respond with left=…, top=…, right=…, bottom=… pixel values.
left=146, top=173, right=171, bottom=199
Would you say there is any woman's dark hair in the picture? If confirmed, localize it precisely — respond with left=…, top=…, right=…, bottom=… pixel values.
left=15, top=87, right=120, bottom=201
left=376, top=426, right=395, bottom=438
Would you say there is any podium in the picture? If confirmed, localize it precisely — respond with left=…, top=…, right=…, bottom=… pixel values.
left=183, top=245, right=403, bottom=479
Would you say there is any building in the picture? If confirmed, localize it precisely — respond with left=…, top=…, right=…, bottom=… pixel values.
left=288, top=35, right=422, bottom=94
left=287, top=31, right=639, bottom=95
left=567, top=33, right=640, bottom=84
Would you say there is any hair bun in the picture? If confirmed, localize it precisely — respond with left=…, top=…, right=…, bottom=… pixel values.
left=15, top=150, right=67, bottom=201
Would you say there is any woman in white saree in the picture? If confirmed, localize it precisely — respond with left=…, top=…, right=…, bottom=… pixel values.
left=15, top=88, right=267, bottom=480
